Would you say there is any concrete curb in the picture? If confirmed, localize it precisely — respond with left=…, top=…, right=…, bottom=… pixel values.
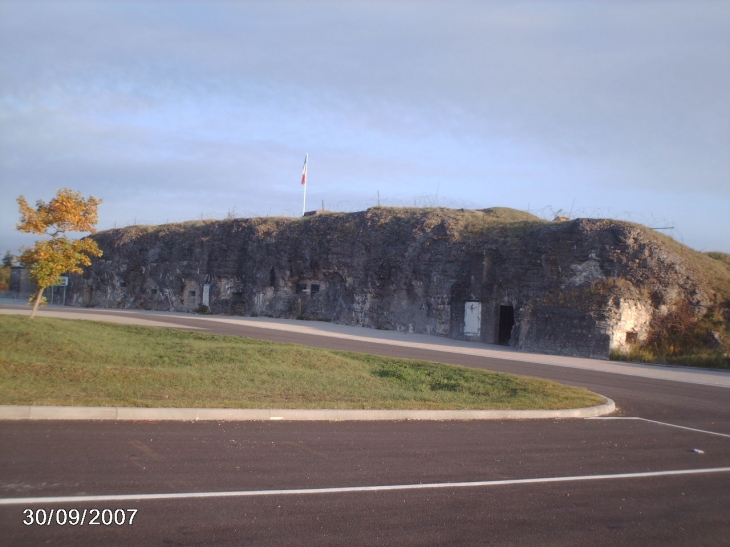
left=0, top=398, right=615, bottom=421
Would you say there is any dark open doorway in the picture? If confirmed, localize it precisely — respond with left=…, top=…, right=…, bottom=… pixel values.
left=498, top=305, right=515, bottom=345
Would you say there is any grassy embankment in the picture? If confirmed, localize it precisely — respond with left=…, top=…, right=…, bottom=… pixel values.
left=0, top=315, right=603, bottom=410
left=610, top=247, right=730, bottom=369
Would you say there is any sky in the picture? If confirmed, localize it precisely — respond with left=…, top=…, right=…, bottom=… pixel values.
left=1, top=0, right=728, bottom=256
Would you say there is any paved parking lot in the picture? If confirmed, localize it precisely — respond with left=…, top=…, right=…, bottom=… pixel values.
left=1, top=304, right=729, bottom=545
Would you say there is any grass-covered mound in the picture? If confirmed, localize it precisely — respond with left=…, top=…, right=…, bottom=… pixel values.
left=0, top=316, right=604, bottom=410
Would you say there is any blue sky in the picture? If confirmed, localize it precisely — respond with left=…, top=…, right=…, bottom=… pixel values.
left=1, top=1, right=729, bottom=255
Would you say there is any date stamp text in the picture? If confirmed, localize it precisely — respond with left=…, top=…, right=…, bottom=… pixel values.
left=23, top=508, right=137, bottom=526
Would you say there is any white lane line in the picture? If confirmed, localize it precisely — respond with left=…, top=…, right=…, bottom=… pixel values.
left=2, top=467, right=729, bottom=506
left=587, top=417, right=730, bottom=439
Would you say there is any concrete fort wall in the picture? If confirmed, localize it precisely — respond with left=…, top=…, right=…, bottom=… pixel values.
left=64, top=208, right=713, bottom=359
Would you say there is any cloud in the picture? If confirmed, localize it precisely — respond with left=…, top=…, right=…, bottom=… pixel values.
left=1, top=1, right=728, bottom=253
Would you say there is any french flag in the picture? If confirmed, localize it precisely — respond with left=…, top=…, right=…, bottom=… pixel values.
left=301, top=154, right=308, bottom=185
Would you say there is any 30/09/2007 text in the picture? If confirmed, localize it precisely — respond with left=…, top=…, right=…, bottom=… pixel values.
left=23, top=508, right=137, bottom=526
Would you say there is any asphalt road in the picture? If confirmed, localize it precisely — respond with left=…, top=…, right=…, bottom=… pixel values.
left=1, top=306, right=729, bottom=546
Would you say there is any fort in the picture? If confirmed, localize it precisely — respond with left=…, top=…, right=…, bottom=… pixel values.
left=63, top=207, right=729, bottom=359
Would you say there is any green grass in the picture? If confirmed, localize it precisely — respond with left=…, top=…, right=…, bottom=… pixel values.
left=0, top=316, right=604, bottom=410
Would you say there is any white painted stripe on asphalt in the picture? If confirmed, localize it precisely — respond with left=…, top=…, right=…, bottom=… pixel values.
left=587, top=417, right=730, bottom=439
left=2, top=467, right=729, bottom=506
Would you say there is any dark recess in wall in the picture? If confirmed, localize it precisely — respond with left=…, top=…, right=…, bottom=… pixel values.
left=498, top=305, right=515, bottom=345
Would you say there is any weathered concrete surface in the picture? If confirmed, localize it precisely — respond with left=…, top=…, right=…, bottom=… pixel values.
left=64, top=207, right=726, bottom=359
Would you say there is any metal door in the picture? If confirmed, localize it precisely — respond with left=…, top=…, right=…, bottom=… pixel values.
left=464, top=301, right=481, bottom=336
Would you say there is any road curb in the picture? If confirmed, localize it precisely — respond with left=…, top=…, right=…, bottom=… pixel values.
left=0, top=398, right=615, bottom=421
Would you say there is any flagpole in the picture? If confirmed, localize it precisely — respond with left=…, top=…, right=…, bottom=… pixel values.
left=302, top=153, right=308, bottom=216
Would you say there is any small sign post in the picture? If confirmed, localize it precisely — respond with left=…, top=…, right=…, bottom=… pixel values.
left=54, top=276, right=69, bottom=306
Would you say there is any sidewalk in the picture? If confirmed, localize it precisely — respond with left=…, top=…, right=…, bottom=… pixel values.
left=2, top=300, right=729, bottom=388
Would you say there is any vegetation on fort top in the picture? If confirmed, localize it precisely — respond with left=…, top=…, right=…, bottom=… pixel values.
left=707, top=252, right=730, bottom=267
left=102, top=206, right=549, bottom=242
left=640, top=228, right=730, bottom=299
left=0, top=315, right=604, bottom=410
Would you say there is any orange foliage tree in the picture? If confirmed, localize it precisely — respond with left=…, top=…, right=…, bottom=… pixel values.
left=17, top=188, right=103, bottom=319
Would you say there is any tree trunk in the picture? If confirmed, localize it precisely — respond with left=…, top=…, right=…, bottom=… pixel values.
left=29, top=289, right=45, bottom=320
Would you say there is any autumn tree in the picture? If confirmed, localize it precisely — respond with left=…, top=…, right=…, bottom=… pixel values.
left=17, top=188, right=103, bottom=319
left=2, top=251, right=15, bottom=268
left=0, top=252, right=12, bottom=291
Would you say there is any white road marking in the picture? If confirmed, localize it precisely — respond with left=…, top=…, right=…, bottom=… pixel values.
left=587, top=417, right=730, bottom=439
left=2, top=467, right=729, bottom=506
